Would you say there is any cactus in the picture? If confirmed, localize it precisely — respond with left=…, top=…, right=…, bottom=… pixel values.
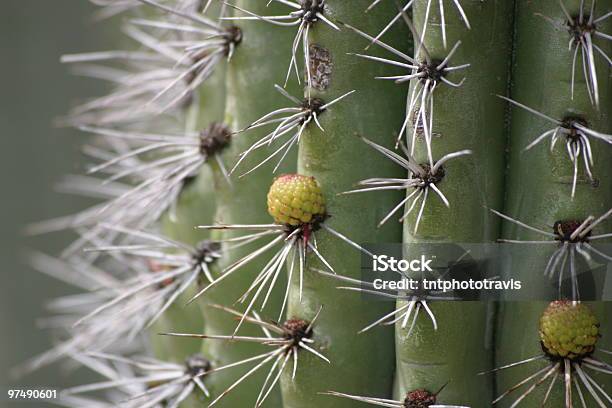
left=24, top=0, right=612, bottom=408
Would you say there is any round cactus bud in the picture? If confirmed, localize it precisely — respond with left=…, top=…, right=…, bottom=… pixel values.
left=539, top=300, right=599, bottom=360
left=267, top=174, right=326, bottom=226
left=403, top=389, right=436, bottom=408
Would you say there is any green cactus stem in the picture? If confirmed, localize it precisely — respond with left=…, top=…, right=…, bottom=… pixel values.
left=396, top=1, right=514, bottom=406
left=151, top=63, right=227, bottom=363
left=278, top=2, right=410, bottom=407
left=495, top=1, right=612, bottom=406
left=191, top=2, right=299, bottom=406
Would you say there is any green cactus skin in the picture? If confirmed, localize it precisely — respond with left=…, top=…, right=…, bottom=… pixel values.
left=144, top=0, right=226, bottom=390
left=150, top=62, right=226, bottom=363
left=495, top=0, right=612, bottom=406
left=145, top=25, right=227, bottom=403
left=191, top=2, right=300, bottom=406
left=396, top=1, right=514, bottom=406
left=278, top=2, right=409, bottom=407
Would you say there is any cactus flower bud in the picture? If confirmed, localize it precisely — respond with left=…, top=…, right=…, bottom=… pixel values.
left=539, top=300, right=599, bottom=360
left=267, top=174, right=326, bottom=226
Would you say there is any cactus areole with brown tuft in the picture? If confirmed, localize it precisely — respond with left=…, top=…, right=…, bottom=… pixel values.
left=404, top=389, right=437, bottom=408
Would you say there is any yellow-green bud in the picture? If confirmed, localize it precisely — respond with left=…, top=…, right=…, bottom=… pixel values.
left=267, top=174, right=326, bottom=226
left=539, top=301, right=599, bottom=360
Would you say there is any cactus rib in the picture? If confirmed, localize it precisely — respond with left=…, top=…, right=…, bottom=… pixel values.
left=192, top=1, right=298, bottom=406
left=495, top=0, right=611, bottom=405
left=280, top=1, right=410, bottom=406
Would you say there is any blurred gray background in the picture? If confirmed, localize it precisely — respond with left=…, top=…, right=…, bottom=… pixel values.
left=0, top=1, right=115, bottom=406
